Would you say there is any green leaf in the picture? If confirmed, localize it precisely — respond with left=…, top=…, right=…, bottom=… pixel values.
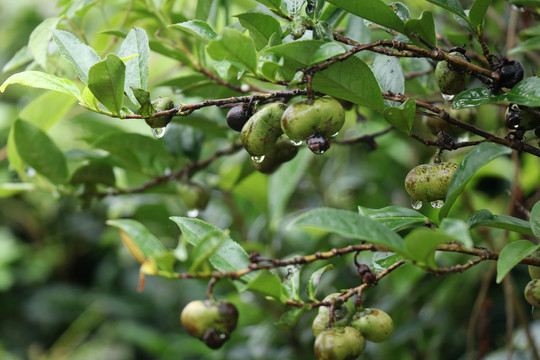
left=149, top=40, right=192, bottom=65
left=235, top=12, right=282, bottom=51
left=440, top=218, right=473, bottom=248
left=52, top=30, right=101, bottom=84
left=453, top=87, right=499, bottom=109
left=28, top=17, right=61, bottom=69
left=426, top=0, right=467, bottom=19
left=508, top=36, right=540, bottom=55
left=2, top=46, right=33, bottom=73
left=19, top=91, right=76, bottom=130
left=261, top=40, right=327, bottom=80
left=469, top=0, right=492, bottom=28
left=405, top=11, right=437, bottom=48
left=189, top=230, right=227, bottom=272
left=87, top=54, right=126, bottom=115
left=310, top=43, right=347, bottom=64
left=13, top=120, right=69, bottom=184
left=403, top=228, right=454, bottom=269
left=207, top=28, right=257, bottom=73
left=499, top=77, right=540, bottom=107
left=254, top=0, right=283, bottom=12
left=468, top=209, right=534, bottom=237
left=0, top=183, right=35, bottom=198
left=170, top=20, right=218, bottom=41
left=530, top=201, right=540, bottom=239
left=132, top=88, right=154, bottom=117
left=269, top=148, right=311, bottom=230
left=308, top=264, right=333, bottom=301
left=106, top=219, right=167, bottom=265
left=358, top=205, right=428, bottom=231
left=371, top=252, right=404, bottom=272
left=312, top=56, right=384, bottom=111
left=169, top=217, right=255, bottom=283
left=0, top=71, right=82, bottom=101
left=325, top=0, right=405, bottom=33
left=496, top=240, right=539, bottom=283
left=290, top=208, right=404, bottom=252
left=439, top=143, right=512, bottom=220
left=240, top=270, right=284, bottom=300
left=70, top=161, right=116, bottom=186
left=281, top=265, right=301, bottom=301
left=372, top=55, right=405, bottom=103
left=383, top=98, right=416, bottom=135
left=117, top=28, right=150, bottom=105
left=275, top=306, right=309, bottom=330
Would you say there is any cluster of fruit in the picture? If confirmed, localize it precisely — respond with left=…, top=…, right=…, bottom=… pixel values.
left=312, top=294, right=394, bottom=359
left=227, top=97, right=346, bottom=173
left=525, top=251, right=540, bottom=308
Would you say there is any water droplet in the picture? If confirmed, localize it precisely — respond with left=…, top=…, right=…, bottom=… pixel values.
left=442, top=93, right=455, bottom=101
left=152, top=127, right=167, bottom=138
left=511, top=4, right=525, bottom=12
left=430, top=200, right=444, bottom=209
left=240, top=84, right=250, bottom=92
left=412, top=200, right=423, bottom=210
left=331, top=132, right=339, bottom=137
left=290, top=140, right=303, bottom=146
left=187, top=209, right=199, bottom=218
left=251, top=155, right=265, bottom=163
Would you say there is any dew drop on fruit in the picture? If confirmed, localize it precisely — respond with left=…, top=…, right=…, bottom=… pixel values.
left=152, top=127, right=167, bottom=138
left=412, top=200, right=423, bottom=210
left=311, top=147, right=327, bottom=155
left=441, top=93, right=455, bottom=101
left=430, top=200, right=444, bottom=209
left=290, top=140, right=303, bottom=146
left=187, top=209, right=199, bottom=218
left=331, top=132, right=339, bottom=137
left=251, top=155, right=265, bottom=163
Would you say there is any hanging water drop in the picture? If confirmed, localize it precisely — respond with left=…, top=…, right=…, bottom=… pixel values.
left=187, top=209, right=199, bottom=218
left=441, top=93, right=455, bottom=101
left=412, top=200, right=423, bottom=210
left=290, top=139, right=303, bottom=146
left=430, top=200, right=444, bottom=209
left=152, top=126, right=167, bottom=138
left=251, top=155, right=265, bottom=163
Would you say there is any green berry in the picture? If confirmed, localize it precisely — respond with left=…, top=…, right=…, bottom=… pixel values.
left=405, top=162, right=458, bottom=202
left=529, top=250, right=540, bottom=280
left=435, top=52, right=468, bottom=95
left=524, top=279, right=540, bottom=308
left=314, top=327, right=365, bottom=360
left=145, top=97, right=175, bottom=128
left=250, top=135, right=299, bottom=174
left=312, top=293, right=356, bottom=338
left=241, top=103, right=286, bottom=156
left=180, top=299, right=239, bottom=349
left=177, top=182, right=210, bottom=210
left=351, top=308, right=394, bottom=343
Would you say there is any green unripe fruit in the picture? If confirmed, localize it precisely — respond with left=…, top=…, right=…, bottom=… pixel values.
left=251, top=135, right=299, bottom=174
left=529, top=250, right=540, bottom=280
left=145, top=97, right=175, bottom=128
left=435, top=52, right=468, bottom=95
left=177, top=182, right=210, bottom=210
left=281, top=97, right=345, bottom=143
left=241, top=103, right=287, bottom=156
left=180, top=299, right=239, bottom=349
left=314, top=327, right=365, bottom=360
left=312, top=293, right=356, bottom=337
left=405, top=162, right=458, bottom=202
left=524, top=279, right=540, bottom=308
left=351, top=308, right=394, bottom=343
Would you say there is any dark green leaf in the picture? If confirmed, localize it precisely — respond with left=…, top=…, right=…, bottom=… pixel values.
left=496, top=240, right=539, bottom=283
left=371, top=252, right=404, bottom=272
left=404, top=228, right=454, bottom=269
left=149, top=40, right=192, bottom=65
left=508, top=37, right=540, bottom=55
left=440, top=218, right=473, bottom=248
left=87, top=54, right=126, bottom=115
left=207, top=28, right=257, bottom=73
left=530, top=201, right=540, bottom=239
left=281, top=265, right=301, bottom=301
left=275, top=306, right=309, bottom=330
left=426, top=0, right=467, bottom=19
left=306, top=0, right=325, bottom=18
left=439, top=143, right=512, bottom=220
left=325, top=0, right=405, bottom=33
left=163, top=124, right=205, bottom=161
left=240, top=270, right=284, bottom=300
left=469, top=0, right=492, bottom=27
left=312, top=56, right=384, bottom=111
left=468, top=209, right=534, bottom=237
left=52, top=30, right=101, bottom=84
left=358, top=205, right=427, bottom=231
left=290, top=208, right=404, bottom=252
left=383, top=98, right=416, bottom=135
left=453, top=87, right=499, bottom=109
left=308, top=264, right=333, bottom=301
left=189, top=230, right=227, bottom=272
left=313, top=21, right=334, bottom=41
left=170, top=20, right=218, bottom=41
left=404, top=11, right=437, bottom=48
left=70, top=161, right=116, bottom=186
left=310, top=43, right=346, bottom=64
left=1, top=71, right=82, bottom=101
left=499, top=77, right=540, bottom=107
left=13, top=120, right=69, bottom=184
left=132, top=88, right=154, bottom=117
left=117, top=28, right=150, bottom=105
left=235, top=12, right=282, bottom=51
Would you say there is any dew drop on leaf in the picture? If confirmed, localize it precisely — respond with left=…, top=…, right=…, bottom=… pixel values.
left=187, top=209, right=199, bottom=218
left=430, top=200, right=444, bottom=209
left=152, top=127, right=167, bottom=138
left=412, top=200, right=423, bottom=210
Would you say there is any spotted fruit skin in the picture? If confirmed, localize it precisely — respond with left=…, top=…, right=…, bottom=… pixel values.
left=251, top=135, right=299, bottom=174
left=435, top=52, right=468, bottom=95
left=314, top=327, right=365, bottom=360
left=180, top=300, right=239, bottom=349
left=405, top=162, right=458, bottom=202
left=146, top=97, right=175, bottom=128
left=524, top=279, right=540, bottom=308
left=281, top=97, right=345, bottom=142
left=312, top=293, right=356, bottom=337
left=241, top=103, right=286, bottom=156
left=529, top=250, right=540, bottom=279
left=351, top=308, right=394, bottom=343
